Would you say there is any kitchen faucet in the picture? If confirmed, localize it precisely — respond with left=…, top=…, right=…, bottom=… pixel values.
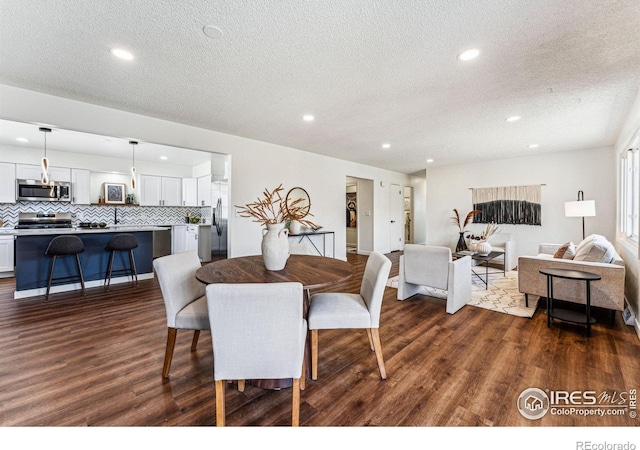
left=114, top=206, right=120, bottom=224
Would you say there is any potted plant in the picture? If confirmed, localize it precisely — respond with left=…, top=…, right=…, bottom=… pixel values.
left=235, top=184, right=317, bottom=270
left=451, top=208, right=480, bottom=252
left=467, top=222, right=500, bottom=255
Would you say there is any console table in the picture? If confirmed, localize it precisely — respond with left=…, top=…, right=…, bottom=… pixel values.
left=540, top=268, right=601, bottom=337
left=289, top=230, right=335, bottom=257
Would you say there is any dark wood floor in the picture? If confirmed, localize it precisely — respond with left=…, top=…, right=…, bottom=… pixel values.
left=0, top=252, right=639, bottom=427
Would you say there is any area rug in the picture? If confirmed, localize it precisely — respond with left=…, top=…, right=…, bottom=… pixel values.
left=386, top=271, right=539, bottom=318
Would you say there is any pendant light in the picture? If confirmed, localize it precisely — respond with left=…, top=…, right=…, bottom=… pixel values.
left=130, top=140, right=137, bottom=190
left=39, top=127, right=51, bottom=184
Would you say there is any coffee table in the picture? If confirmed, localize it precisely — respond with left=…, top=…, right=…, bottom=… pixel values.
left=455, top=251, right=503, bottom=289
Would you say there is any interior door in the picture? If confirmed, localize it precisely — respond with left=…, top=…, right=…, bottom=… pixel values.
left=389, top=183, right=404, bottom=251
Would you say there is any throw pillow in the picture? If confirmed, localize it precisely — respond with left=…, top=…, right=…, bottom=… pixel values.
left=562, top=243, right=577, bottom=259
left=573, top=235, right=616, bottom=263
left=575, top=234, right=597, bottom=255
left=553, top=242, right=575, bottom=259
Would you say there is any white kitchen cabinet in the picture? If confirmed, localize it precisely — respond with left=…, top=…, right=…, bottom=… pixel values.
left=71, top=168, right=91, bottom=204
left=171, top=224, right=211, bottom=261
left=171, top=225, right=188, bottom=254
left=16, top=163, right=71, bottom=182
left=182, top=178, right=197, bottom=206
left=140, top=175, right=182, bottom=206
left=0, top=162, right=16, bottom=203
left=162, top=177, right=182, bottom=206
left=139, top=175, right=161, bottom=206
left=197, top=174, right=212, bottom=206
left=0, top=235, right=15, bottom=277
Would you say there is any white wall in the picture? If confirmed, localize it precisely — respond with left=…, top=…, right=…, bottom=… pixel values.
left=0, top=85, right=411, bottom=259
left=425, top=147, right=617, bottom=258
left=356, top=178, right=374, bottom=253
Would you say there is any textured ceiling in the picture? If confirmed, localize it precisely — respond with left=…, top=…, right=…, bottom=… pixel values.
left=1, top=0, right=639, bottom=174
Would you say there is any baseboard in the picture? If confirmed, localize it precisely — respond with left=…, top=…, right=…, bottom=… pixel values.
left=14, top=272, right=155, bottom=299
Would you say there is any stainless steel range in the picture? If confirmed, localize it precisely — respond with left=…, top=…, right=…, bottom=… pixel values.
left=15, top=212, right=73, bottom=229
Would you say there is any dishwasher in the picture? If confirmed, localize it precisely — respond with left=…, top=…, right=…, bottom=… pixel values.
left=153, top=228, right=172, bottom=258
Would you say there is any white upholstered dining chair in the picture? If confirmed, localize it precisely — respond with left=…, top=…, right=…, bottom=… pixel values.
left=206, top=282, right=307, bottom=426
left=308, top=251, right=391, bottom=380
left=153, top=251, right=209, bottom=378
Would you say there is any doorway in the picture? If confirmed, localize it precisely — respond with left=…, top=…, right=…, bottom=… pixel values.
left=346, top=176, right=374, bottom=255
left=404, top=186, right=413, bottom=244
left=389, top=183, right=404, bottom=252
left=346, top=182, right=357, bottom=253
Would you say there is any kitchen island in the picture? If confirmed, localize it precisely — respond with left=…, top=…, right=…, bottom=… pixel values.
left=4, top=226, right=170, bottom=299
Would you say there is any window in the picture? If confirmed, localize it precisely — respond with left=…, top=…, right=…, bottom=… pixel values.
left=621, top=132, right=640, bottom=240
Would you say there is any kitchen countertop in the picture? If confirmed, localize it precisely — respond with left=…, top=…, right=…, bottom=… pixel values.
left=0, top=225, right=171, bottom=236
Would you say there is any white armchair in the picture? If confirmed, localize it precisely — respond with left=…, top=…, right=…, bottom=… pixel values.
left=397, top=244, right=472, bottom=314
left=489, top=233, right=516, bottom=272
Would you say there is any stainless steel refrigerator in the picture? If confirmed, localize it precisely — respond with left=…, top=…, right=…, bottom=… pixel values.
left=211, top=180, right=228, bottom=259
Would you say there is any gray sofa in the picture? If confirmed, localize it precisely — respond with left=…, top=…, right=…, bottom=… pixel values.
left=517, top=234, right=625, bottom=313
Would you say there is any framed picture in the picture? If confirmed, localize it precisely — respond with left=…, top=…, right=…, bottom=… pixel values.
left=104, top=183, right=126, bottom=204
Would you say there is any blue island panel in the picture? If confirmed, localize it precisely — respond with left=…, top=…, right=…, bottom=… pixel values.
left=15, top=231, right=153, bottom=291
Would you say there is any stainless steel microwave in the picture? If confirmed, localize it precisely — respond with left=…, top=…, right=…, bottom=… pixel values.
left=16, top=179, right=71, bottom=202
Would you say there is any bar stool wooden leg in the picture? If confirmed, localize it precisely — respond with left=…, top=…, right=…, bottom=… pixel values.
left=128, top=249, right=138, bottom=285
left=45, top=255, right=57, bottom=301
left=105, top=251, right=115, bottom=291
left=75, top=254, right=86, bottom=295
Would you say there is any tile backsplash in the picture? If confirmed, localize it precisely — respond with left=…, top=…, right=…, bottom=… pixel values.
left=0, top=201, right=211, bottom=228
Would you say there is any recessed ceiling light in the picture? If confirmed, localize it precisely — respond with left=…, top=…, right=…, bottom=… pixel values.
left=506, top=116, right=521, bottom=122
left=16, top=137, right=29, bottom=143
left=426, top=159, right=434, bottom=163
left=160, top=156, right=168, bottom=160
left=457, top=48, right=480, bottom=61
left=110, top=48, right=134, bottom=61
left=302, top=114, right=315, bottom=122
left=382, top=143, right=391, bottom=149
left=528, top=144, right=539, bottom=148
left=203, top=25, right=224, bottom=40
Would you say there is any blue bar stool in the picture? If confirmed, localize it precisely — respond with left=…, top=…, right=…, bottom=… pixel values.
left=105, top=234, right=139, bottom=291
left=45, top=235, right=86, bottom=301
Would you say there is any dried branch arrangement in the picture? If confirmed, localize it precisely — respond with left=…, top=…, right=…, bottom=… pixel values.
left=451, top=208, right=480, bottom=232
left=235, top=184, right=318, bottom=229
left=467, top=222, right=501, bottom=241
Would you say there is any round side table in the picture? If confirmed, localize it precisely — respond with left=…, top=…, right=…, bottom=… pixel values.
left=539, top=268, right=601, bottom=337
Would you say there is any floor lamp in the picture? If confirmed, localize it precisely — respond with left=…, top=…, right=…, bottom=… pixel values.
left=564, top=190, right=596, bottom=240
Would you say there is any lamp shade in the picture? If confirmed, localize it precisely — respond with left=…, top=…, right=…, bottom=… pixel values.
left=564, top=200, right=596, bottom=217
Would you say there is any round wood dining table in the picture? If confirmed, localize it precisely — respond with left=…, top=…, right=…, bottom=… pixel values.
left=195, top=254, right=354, bottom=290
left=195, top=254, right=355, bottom=389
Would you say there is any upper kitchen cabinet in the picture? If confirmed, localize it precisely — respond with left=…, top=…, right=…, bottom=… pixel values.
left=182, top=178, right=198, bottom=207
left=0, top=162, right=16, bottom=203
left=16, top=163, right=71, bottom=182
left=197, top=174, right=212, bottom=207
left=71, top=168, right=91, bottom=204
left=139, top=175, right=182, bottom=206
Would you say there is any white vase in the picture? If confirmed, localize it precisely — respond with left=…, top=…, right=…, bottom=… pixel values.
left=261, top=222, right=290, bottom=270
left=476, top=241, right=492, bottom=256
left=289, top=219, right=302, bottom=235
